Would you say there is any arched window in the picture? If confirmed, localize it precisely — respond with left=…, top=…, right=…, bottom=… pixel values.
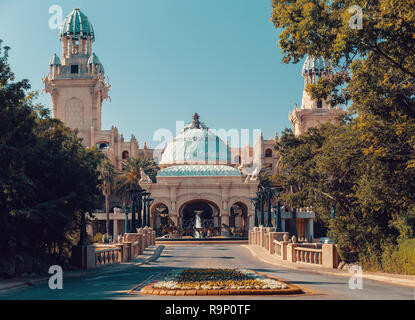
left=317, top=100, right=323, bottom=108
left=122, top=151, right=129, bottom=159
left=265, top=149, right=273, bottom=158
left=97, top=142, right=110, bottom=151
left=234, top=156, right=241, bottom=164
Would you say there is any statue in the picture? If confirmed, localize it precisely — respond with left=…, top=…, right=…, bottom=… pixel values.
left=239, top=161, right=261, bottom=182
left=139, top=168, right=152, bottom=182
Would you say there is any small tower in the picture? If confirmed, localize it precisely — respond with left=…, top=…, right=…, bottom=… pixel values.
left=289, top=55, right=344, bottom=136
left=43, top=8, right=110, bottom=147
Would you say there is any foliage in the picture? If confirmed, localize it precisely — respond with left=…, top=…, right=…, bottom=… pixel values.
left=0, top=40, right=104, bottom=277
left=382, top=239, right=415, bottom=275
left=98, top=158, right=117, bottom=236
left=271, top=0, right=415, bottom=272
left=115, top=157, right=159, bottom=205
left=93, top=232, right=104, bottom=244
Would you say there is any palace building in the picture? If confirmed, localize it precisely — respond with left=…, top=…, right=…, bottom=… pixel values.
left=43, top=8, right=343, bottom=240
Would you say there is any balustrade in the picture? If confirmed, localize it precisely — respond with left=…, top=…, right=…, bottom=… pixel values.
left=95, top=247, right=121, bottom=266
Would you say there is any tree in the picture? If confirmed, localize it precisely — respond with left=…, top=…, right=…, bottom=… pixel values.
left=98, top=158, right=117, bottom=239
left=0, top=40, right=104, bottom=277
left=115, top=157, right=159, bottom=205
left=271, top=0, right=415, bottom=271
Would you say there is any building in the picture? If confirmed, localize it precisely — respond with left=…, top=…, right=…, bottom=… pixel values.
left=43, top=8, right=339, bottom=240
left=289, top=56, right=344, bottom=136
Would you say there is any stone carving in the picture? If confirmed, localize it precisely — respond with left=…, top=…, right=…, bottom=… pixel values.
left=283, top=233, right=289, bottom=242
left=291, top=235, right=297, bottom=243
left=139, top=168, right=152, bottom=183
left=239, top=161, right=261, bottom=182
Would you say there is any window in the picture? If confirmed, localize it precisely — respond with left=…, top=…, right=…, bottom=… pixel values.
left=97, top=142, right=110, bottom=151
left=265, top=149, right=273, bottom=158
left=317, top=100, right=323, bottom=108
left=122, top=151, right=129, bottom=159
left=71, top=65, right=79, bottom=74
left=234, top=156, right=241, bottom=164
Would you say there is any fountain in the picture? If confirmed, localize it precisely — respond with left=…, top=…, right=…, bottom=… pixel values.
left=194, top=210, right=204, bottom=238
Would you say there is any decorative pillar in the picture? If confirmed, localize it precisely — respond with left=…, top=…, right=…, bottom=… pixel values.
left=221, top=214, right=230, bottom=236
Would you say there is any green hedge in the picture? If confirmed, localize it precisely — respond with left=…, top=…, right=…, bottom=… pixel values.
left=382, top=239, right=415, bottom=275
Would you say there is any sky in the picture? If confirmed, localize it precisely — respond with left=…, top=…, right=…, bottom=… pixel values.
left=0, top=0, right=305, bottom=148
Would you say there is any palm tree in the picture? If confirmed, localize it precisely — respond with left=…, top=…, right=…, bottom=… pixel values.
left=97, top=158, right=116, bottom=240
left=115, top=157, right=159, bottom=205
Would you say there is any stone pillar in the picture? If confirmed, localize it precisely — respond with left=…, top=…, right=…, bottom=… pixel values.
left=308, top=218, right=314, bottom=241
left=259, top=226, right=265, bottom=248
left=137, top=234, right=143, bottom=255
left=115, top=243, right=124, bottom=262
left=113, top=219, right=119, bottom=241
left=268, top=232, right=279, bottom=254
left=235, top=215, right=241, bottom=228
left=286, top=243, right=297, bottom=263
left=322, top=244, right=339, bottom=268
left=221, top=214, right=230, bottom=236
left=281, top=219, right=286, bottom=232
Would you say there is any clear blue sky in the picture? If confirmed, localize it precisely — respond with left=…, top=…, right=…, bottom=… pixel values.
left=0, top=0, right=304, bottom=148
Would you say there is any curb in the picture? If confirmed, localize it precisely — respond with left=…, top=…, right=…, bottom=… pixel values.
left=0, top=245, right=164, bottom=292
left=243, top=245, right=415, bottom=288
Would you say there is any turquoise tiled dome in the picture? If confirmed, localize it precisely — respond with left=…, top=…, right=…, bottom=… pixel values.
left=157, top=165, right=241, bottom=177
left=60, top=8, right=95, bottom=41
left=302, top=55, right=330, bottom=76
left=159, top=113, right=231, bottom=165
left=49, top=54, right=61, bottom=66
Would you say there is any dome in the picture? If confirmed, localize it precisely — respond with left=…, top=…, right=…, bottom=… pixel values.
left=49, top=54, right=61, bottom=66
left=159, top=113, right=231, bottom=165
left=60, top=8, right=95, bottom=41
left=302, top=55, right=330, bottom=76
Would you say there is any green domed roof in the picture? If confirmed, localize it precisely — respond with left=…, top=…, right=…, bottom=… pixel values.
left=60, top=8, right=95, bottom=41
left=159, top=113, right=231, bottom=165
left=157, top=165, right=241, bottom=177
left=49, top=54, right=61, bottom=66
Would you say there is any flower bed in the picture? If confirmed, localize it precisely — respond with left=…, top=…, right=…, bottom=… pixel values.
left=140, top=268, right=303, bottom=296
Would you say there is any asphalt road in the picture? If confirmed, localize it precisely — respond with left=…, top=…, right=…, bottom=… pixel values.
left=1, top=244, right=414, bottom=300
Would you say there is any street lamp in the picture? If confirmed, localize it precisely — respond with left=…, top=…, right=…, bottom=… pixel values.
left=274, top=187, right=283, bottom=232
left=128, top=188, right=139, bottom=233
left=265, top=188, right=273, bottom=228
left=146, top=198, right=154, bottom=227
left=257, top=191, right=265, bottom=226
left=250, top=197, right=259, bottom=227
left=124, top=206, right=130, bottom=234
left=141, top=191, right=150, bottom=227
left=292, top=207, right=298, bottom=238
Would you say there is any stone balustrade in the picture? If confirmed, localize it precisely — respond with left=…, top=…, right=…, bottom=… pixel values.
left=95, top=247, right=121, bottom=266
left=73, top=227, right=156, bottom=270
left=249, top=227, right=339, bottom=269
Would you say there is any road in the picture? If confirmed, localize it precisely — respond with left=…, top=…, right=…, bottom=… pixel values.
left=1, top=244, right=413, bottom=300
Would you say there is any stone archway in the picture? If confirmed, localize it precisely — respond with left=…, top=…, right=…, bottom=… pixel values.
left=178, top=200, right=221, bottom=238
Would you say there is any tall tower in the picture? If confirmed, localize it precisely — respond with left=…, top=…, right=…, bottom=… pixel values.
left=43, top=8, right=110, bottom=147
left=289, top=56, right=344, bottom=136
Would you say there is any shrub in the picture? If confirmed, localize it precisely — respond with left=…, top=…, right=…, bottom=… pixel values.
left=382, top=239, right=415, bottom=275
left=93, top=233, right=104, bottom=244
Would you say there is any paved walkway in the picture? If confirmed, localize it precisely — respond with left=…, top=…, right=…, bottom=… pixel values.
left=0, top=244, right=413, bottom=300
